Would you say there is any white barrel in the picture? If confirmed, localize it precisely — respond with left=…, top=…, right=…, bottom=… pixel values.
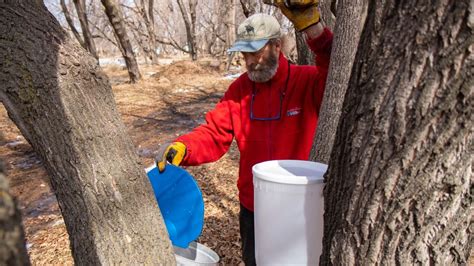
left=174, top=242, right=220, bottom=265
left=252, top=160, right=327, bottom=265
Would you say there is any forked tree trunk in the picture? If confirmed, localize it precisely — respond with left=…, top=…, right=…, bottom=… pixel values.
left=148, top=0, right=158, bottom=62
left=322, top=0, right=472, bottom=264
left=139, top=0, right=158, bottom=64
left=177, top=0, right=198, bottom=61
left=73, top=0, right=98, bottom=59
left=101, top=0, right=142, bottom=83
left=0, top=1, right=174, bottom=264
left=60, top=0, right=85, bottom=48
left=309, top=0, right=366, bottom=163
left=0, top=162, right=30, bottom=265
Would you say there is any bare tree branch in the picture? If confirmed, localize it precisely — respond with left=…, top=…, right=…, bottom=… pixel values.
left=89, top=21, right=119, bottom=49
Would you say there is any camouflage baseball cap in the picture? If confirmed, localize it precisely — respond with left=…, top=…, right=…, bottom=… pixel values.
left=228, top=13, right=281, bottom=53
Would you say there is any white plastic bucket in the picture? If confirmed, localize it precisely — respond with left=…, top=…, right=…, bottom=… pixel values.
left=252, top=160, right=327, bottom=265
left=174, top=242, right=220, bottom=265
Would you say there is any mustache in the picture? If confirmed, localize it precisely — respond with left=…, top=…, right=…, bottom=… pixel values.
left=248, top=63, right=269, bottom=72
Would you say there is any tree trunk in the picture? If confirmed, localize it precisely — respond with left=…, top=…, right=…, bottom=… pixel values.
left=239, top=0, right=255, bottom=18
left=297, top=0, right=338, bottom=66
left=225, top=0, right=237, bottom=70
left=226, top=0, right=236, bottom=48
left=309, top=0, right=366, bottom=163
left=139, top=0, right=158, bottom=64
left=295, top=30, right=314, bottom=65
left=189, top=0, right=198, bottom=61
left=177, top=0, right=198, bottom=61
left=60, top=0, right=85, bottom=49
left=0, top=1, right=175, bottom=264
left=319, top=0, right=336, bottom=29
left=72, top=0, right=98, bottom=59
left=101, top=0, right=142, bottom=83
left=0, top=162, right=30, bottom=265
left=322, top=0, right=472, bottom=264
left=148, top=0, right=158, bottom=62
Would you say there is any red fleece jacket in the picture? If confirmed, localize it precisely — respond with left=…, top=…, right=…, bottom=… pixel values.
left=176, top=28, right=333, bottom=211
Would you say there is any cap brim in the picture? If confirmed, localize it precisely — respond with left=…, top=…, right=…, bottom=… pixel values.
left=227, top=39, right=269, bottom=53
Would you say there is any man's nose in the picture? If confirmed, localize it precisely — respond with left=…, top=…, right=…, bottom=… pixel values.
left=244, top=54, right=257, bottom=66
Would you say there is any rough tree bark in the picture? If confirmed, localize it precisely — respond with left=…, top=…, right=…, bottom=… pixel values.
left=226, top=0, right=236, bottom=48
left=72, top=0, right=98, bottom=59
left=0, top=1, right=175, bottom=264
left=60, top=0, right=85, bottom=49
left=148, top=0, right=157, bottom=60
left=189, top=0, right=198, bottom=61
left=319, top=0, right=336, bottom=29
left=101, top=0, right=142, bottom=83
left=225, top=0, right=238, bottom=70
left=322, top=0, right=472, bottom=264
left=0, top=162, right=30, bottom=265
left=309, top=0, right=367, bottom=163
left=239, top=0, right=255, bottom=18
left=295, top=30, right=314, bottom=65
left=177, top=0, right=198, bottom=61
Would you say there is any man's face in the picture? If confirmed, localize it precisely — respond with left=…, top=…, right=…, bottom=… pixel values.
left=242, top=41, right=280, bottom=83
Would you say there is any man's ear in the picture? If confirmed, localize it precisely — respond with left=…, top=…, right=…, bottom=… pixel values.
left=273, top=38, right=282, bottom=52
left=275, top=38, right=282, bottom=48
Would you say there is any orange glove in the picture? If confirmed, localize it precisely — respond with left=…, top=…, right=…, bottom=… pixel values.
left=156, top=142, right=187, bottom=172
left=264, top=0, right=320, bottom=31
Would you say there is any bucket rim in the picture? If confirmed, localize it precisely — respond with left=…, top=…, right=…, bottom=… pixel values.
left=252, top=160, right=327, bottom=185
left=173, top=241, right=220, bottom=264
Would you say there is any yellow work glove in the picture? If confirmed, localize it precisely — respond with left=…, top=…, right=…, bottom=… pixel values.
left=156, top=142, right=187, bottom=172
left=265, top=0, right=320, bottom=31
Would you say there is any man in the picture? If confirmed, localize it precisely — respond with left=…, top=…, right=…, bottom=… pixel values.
left=156, top=1, right=332, bottom=264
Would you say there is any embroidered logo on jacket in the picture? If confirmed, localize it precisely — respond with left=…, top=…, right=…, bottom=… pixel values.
left=287, top=107, right=302, bottom=117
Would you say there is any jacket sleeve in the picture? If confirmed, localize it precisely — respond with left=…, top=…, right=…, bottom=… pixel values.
left=306, top=27, right=333, bottom=69
left=306, top=27, right=333, bottom=114
left=174, top=84, right=238, bottom=166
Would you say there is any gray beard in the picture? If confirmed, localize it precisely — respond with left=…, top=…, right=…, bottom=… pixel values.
left=247, top=53, right=279, bottom=83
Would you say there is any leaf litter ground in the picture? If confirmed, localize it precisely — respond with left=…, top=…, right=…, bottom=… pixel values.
left=0, top=59, right=245, bottom=265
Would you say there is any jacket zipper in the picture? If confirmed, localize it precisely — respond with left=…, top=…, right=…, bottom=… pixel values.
left=269, top=81, right=273, bottom=160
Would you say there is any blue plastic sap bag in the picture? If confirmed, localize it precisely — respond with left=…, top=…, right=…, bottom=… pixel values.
left=146, top=165, right=204, bottom=248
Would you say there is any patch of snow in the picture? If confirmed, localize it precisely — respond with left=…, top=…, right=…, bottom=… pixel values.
left=222, top=73, right=242, bottom=80
left=15, top=157, right=41, bottom=170
left=99, top=57, right=126, bottom=67
left=229, top=66, right=242, bottom=71
left=51, top=219, right=64, bottom=227
left=26, top=194, right=58, bottom=217
left=5, top=140, right=23, bottom=148
left=157, top=58, right=174, bottom=65
left=174, top=87, right=196, bottom=93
